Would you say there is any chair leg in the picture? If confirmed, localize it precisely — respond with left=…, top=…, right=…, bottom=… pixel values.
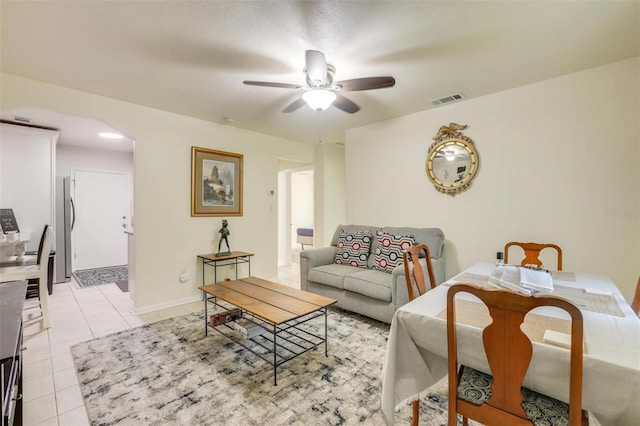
left=38, top=277, right=51, bottom=329
left=462, top=416, right=468, bottom=426
left=41, top=293, right=50, bottom=329
left=411, top=400, right=419, bottom=426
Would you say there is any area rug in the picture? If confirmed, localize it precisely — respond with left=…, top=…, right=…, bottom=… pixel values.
left=73, top=265, right=128, bottom=288
left=71, top=307, right=454, bottom=425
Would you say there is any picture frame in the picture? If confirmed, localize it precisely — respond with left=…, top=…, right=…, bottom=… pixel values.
left=191, top=146, right=243, bottom=217
left=0, top=208, right=20, bottom=233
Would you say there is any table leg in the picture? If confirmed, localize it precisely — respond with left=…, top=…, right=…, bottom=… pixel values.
left=273, top=323, right=277, bottom=386
left=204, top=292, right=208, bottom=336
left=235, top=258, right=239, bottom=280
left=201, top=258, right=205, bottom=301
left=324, top=308, right=328, bottom=356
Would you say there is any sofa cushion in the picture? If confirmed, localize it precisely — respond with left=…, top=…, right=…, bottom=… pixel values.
left=331, top=225, right=377, bottom=246
left=381, top=226, right=445, bottom=259
left=372, top=230, right=415, bottom=273
left=308, top=263, right=363, bottom=290
left=344, top=269, right=392, bottom=302
left=331, top=225, right=445, bottom=262
left=335, top=229, right=372, bottom=268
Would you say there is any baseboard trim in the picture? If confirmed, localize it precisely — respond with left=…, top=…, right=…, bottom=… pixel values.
left=133, top=295, right=201, bottom=315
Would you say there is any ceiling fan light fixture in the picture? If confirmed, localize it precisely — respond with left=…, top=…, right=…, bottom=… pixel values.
left=302, top=89, right=336, bottom=111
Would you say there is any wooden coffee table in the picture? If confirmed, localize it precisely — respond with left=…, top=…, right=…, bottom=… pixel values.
left=199, top=276, right=337, bottom=385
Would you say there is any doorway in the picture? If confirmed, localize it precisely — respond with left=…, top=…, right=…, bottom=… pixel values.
left=72, top=169, right=130, bottom=270
left=277, top=165, right=314, bottom=266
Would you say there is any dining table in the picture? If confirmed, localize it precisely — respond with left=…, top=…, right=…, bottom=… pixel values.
left=381, top=262, right=640, bottom=426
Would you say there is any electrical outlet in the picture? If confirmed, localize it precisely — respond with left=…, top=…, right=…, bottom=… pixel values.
left=179, top=272, right=189, bottom=283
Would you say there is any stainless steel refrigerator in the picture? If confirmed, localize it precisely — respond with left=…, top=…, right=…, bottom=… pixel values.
left=54, top=176, right=74, bottom=283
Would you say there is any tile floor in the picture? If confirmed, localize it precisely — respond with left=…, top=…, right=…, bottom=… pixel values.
left=20, top=262, right=301, bottom=425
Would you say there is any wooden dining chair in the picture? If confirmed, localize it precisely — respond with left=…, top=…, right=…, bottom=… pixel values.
left=402, top=244, right=437, bottom=426
left=0, top=225, right=53, bottom=328
left=446, top=283, right=587, bottom=426
left=403, top=244, right=437, bottom=301
left=631, top=275, right=640, bottom=316
left=504, top=241, right=563, bottom=271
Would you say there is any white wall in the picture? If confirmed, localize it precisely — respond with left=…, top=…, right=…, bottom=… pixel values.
left=277, top=170, right=289, bottom=265
left=56, top=145, right=133, bottom=176
left=0, top=124, right=58, bottom=251
left=314, top=144, right=346, bottom=246
left=345, top=58, right=640, bottom=300
left=1, top=73, right=315, bottom=312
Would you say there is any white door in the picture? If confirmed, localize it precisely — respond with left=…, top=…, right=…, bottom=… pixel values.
left=72, top=170, right=129, bottom=270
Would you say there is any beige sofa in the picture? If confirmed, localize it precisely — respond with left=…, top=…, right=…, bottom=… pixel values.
left=300, top=225, right=445, bottom=323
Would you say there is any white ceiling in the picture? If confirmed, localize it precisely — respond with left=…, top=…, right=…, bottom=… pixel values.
left=1, top=107, right=135, bottom=153
left=1, top=1, right=638, bottom=149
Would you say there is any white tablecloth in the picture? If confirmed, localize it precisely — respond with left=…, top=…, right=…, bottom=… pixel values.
left=381, top=262, right=640, bottom=425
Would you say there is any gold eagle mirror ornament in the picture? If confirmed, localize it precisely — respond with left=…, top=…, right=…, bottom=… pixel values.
left=426, top=123, right=479, bottom=195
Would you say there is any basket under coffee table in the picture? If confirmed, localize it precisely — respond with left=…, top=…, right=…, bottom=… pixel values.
left=199, top=276, right=337, bottom=385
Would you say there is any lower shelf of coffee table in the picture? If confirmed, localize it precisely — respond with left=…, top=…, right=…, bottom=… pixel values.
left=203, top=296, right=329, bottom=385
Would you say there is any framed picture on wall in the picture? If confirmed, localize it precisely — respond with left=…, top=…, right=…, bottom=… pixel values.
left=191, top=147, right=243, bottom=217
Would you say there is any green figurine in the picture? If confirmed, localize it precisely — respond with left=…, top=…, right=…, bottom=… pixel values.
left=217, top=219, right=231, bottom=256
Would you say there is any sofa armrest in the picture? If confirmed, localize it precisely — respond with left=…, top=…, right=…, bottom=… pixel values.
left=299, top=246, right=337, bottom=291
left=300, top=246, right=336, bottom=268
left=391, top=264, right=411, bottom=306
left=391, top=257, right=446, bottom=307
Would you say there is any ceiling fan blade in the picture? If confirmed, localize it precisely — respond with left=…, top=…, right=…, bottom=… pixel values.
left=333, top=94, right=360, bottom=114
left=282, top=98, right=307, bottom=113
left=334, top=76, right=396, bottom=91
left=305, top=50, right=328, bottom=86
left=243, top=80, right=302, bottom=89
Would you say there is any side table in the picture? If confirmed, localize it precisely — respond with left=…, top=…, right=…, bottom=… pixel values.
left=197, top=251, right=254, bottom=285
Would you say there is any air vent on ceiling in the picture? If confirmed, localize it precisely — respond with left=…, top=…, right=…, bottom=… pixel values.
left=431, top=93, right=465, bottom=106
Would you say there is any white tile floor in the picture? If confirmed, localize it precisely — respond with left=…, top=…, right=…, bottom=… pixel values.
left=20, top=263, right=301, bottom=425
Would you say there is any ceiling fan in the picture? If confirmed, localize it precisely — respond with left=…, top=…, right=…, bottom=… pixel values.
left=243, top=50, right=395, bottom=114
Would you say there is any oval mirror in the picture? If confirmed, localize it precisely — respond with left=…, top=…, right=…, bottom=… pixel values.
left=426, top=123, right=479, bottom=195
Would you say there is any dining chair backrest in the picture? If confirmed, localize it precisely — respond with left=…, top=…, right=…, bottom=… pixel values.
left=403, top=244, right=437, bottom=301
left=35, top=226, right=53, bottom=329
left=403, top=243, right=438, bottom=426
left=36, top=224, right=50, bottom=265
left=446, top=284, right=584, bottom=426
left=504, top=241, right=563, bottom=271
left=631, top=276, right=640, bottom=316
left=37, top=226, right=53, bottom=278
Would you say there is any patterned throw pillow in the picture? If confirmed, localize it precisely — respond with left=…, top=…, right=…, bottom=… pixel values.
left=372, top=230, right=415, bottom=273
left=335, top=229, right=372, bottom=268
